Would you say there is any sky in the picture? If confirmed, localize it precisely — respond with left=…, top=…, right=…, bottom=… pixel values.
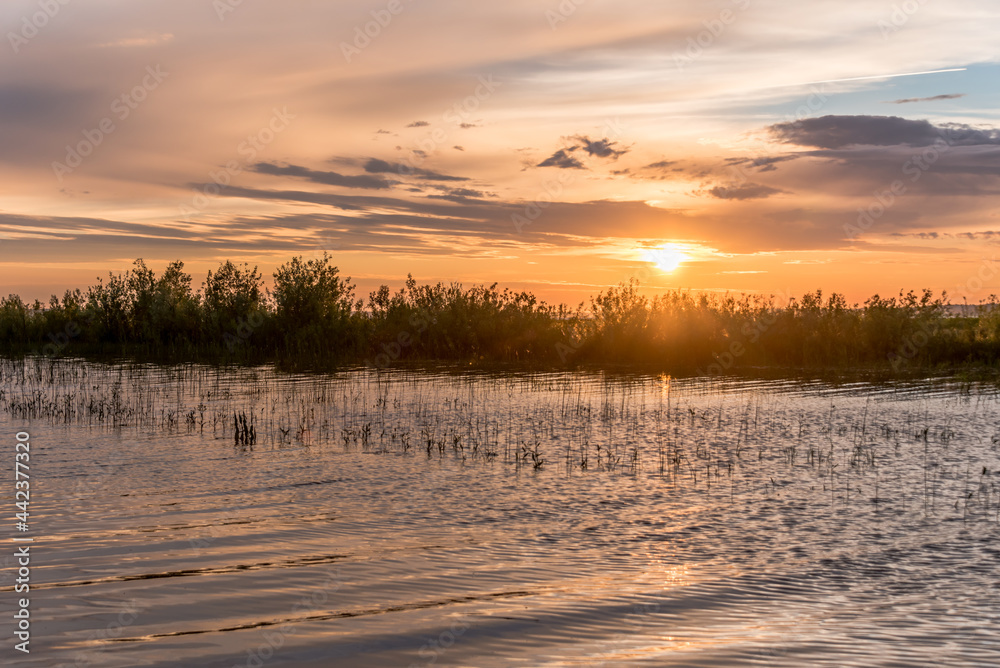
left=1, top=0, right=999, bottom=307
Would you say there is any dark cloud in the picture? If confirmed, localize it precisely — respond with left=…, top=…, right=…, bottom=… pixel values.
left=0, top=212, right=194, bottom=241
left=427, top=187, right=491, bottom=203
left=252, top=162, right=391, bottom=189
left=726, top=155, right=799, bottom=172
left=890, top=232, right=939, bottom=239
left=645, top=160, right=676, bottom=170
left=406, top=121, right=430, bottom=128
left=707, top=182, right=783, bottom=200
left=11, top=180, right=947, bottom=269
left=768, top=115, right=1000, bottom=149
left=537, top=149, right=586, bottom=169
left=459, top=122, right=479, bottom=129
left=573, top=135, right=629, bottom=159
left=536, top=135, right=629, bottom=169
left=887, top=93, right=965, bottom=105
left=621, top=159, right=688, bottom=181
left=362, top=157, right=469, bottom=182
left=956, top=230, right=1000, bottom=239
left=210, top=185, right=861, bottom=253
left=778, top=144, right=1000, bottom=197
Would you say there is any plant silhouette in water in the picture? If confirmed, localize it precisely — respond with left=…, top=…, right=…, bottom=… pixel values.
left=2, top=359, right=999, bottom=523
left=234, top=411, right=256, bottom=447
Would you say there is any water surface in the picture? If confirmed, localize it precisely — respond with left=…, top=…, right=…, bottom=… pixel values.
left=2, top=359, right=999, bottom=666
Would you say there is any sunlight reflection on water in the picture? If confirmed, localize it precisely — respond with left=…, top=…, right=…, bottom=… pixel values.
left=1, top=358, right=999, bottom=666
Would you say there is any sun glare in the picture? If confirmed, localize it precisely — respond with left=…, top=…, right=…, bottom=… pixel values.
left=643, top=244, right=691, bottom=273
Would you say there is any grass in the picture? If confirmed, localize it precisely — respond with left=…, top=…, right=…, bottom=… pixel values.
left=3, top=357, right=998, bottom=523
left=3, top=254, right=1000, bottom=374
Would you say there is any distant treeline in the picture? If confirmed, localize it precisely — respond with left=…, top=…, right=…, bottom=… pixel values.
left=2, top=255, right=999, bottom=373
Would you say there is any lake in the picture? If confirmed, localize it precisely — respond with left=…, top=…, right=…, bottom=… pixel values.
left=2, top=358, right=999, bottom=666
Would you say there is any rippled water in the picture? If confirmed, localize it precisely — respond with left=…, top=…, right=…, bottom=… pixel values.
left=2, top=358, right=1000, bottom=667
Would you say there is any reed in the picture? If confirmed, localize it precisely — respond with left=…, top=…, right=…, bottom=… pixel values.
left=2, top=352, right=998, bottom=524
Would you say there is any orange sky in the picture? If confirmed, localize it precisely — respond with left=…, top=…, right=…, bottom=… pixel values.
left=1, top=0, right=999, bottom=307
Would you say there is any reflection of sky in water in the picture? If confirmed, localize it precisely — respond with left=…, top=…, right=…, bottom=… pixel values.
left=2, top=359, right=999, bottom=666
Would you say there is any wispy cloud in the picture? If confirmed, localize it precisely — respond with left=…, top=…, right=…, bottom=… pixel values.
left=252, top=163, right=391, bottom=190
left=886, top=93, right=965, bottom=104
left=97, top=33, right=174, bottom=48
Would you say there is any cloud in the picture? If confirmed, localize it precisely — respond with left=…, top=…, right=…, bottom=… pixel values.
left=768, top=115, right=1000, bottom=148
left=572, top=135, right=629, bottom=159
left=768, top=143, right=1000, bottom=198
left=886, top=93, right=965, bottom=104
left=97, top=33, right=174, bottom=48
left=537, top=149, right=586, bottom=169
left=645, top=159, right=676, bottom=170
left=209, top=184, right=862, bottom=254
left=891, top=230, right=1000, bottom=240
left=0, top=83, right=109, bottom=128
left=536, top=135, right=629, bottom=169
left=890, top=231, right=940, bottom=239
left=252, top=162, right=391, bottom=189
left=707, top=182, right=783, bottom=200
left=616, top=159, right=684, bottom=180
left=406, top=121, right=430, bottom=127
left=427, top=187, right=492, bottom=203
left=726, top=155, right=799, bottom=172
left=362, top=157, right=469, bottom=181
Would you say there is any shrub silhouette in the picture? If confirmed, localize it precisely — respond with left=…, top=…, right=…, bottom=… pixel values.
left=272, top=253, right=359, bottom=357
left=202, top=260, right=266, bottom=338
left=2, top=256, right=998, bottom=373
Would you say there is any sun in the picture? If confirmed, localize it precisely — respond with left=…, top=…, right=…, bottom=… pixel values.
left=643, top=243, right=691, bottom=273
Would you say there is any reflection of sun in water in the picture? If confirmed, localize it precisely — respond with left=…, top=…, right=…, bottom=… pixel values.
left=643, top=243, right=691, bottom=272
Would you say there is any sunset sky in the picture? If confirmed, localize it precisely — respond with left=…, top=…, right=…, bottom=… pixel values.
left=2, top=0, right=999, bottom=306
